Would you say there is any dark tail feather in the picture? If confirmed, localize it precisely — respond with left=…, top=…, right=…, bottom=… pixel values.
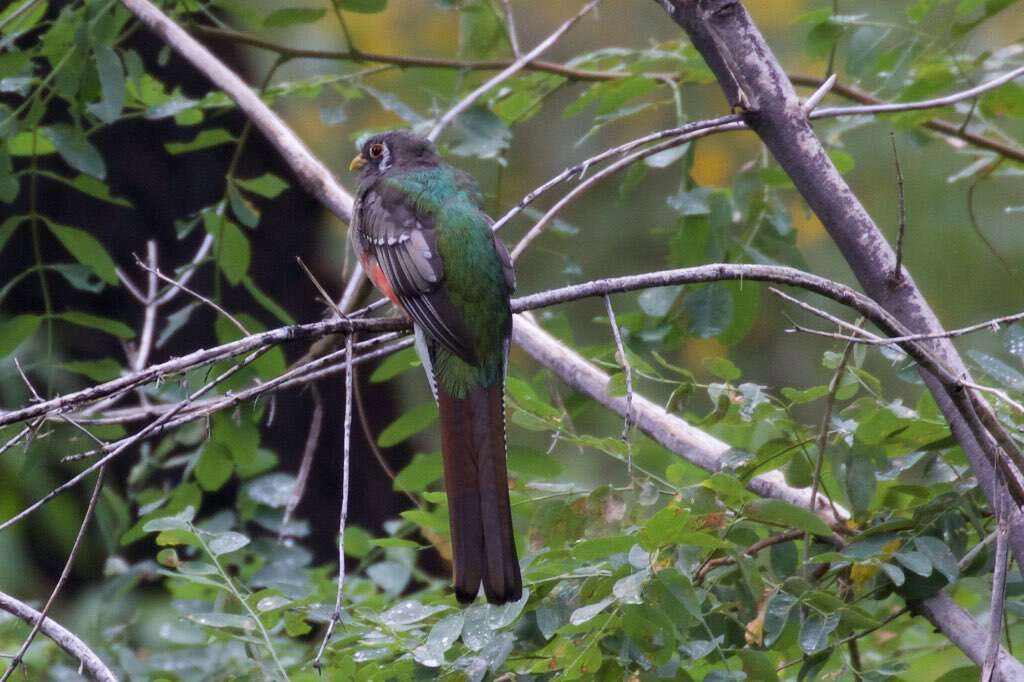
left=438, top=382, right=522, bottom=604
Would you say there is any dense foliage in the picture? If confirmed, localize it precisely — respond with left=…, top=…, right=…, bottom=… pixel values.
left=1, top=0, right=1023, bottom=680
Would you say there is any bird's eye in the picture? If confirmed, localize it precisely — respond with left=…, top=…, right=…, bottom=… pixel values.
left=368, top=143, right=385, bottom=159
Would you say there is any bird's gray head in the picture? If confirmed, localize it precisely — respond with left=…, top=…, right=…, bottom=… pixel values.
left=349, top=131, right=440, bottom=177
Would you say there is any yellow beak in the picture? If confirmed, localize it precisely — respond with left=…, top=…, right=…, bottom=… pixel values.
left=349, top=154, right=367, bottom=171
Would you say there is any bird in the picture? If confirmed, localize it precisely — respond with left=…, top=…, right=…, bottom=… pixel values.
left=348, top=131, right=521, bottom=604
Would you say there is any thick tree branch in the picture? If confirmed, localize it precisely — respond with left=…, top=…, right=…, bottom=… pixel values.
left=0, top=590, right=117, bottom=682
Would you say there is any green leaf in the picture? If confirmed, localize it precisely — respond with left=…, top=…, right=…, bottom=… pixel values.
left=743, top=499, right=832, bottom=537
left=343, top=526, right=372, bottom=558
left=93, top=45, right=125, bottom=123
left=55, top=311, right=134, bottom=338
left=188, top=613, right=256, bottom=631
left=196, top=442, right=233, bottom=491
left=59, top=173, right=133, bottom=207
left=764, top=590, right=797, bottom=647
left=378, top=402, right=438, bottom=447
left=370, top=346, right=420, bottom=383
left=6, top=131, right=56, bottom=156
left=46, top=220, right=118, bottom=284
left=894, top=548, right=933, bottom=577
left=393, top=452, right=443, bottom=492
left=685, top=284, right=733, bottom=338
left=143, top=506, right=196, bottom=532
left=968, top=349, right=1024, bottom=391
left=227, top=184, right=260, bottom=228
left=263, top=7, right=326, bottom=27
left=335, top=0, right=387, bottom=13
left=800, top=612, right=839, bottom=654
left=369, top=537, right=422, bottom=551
left=165, top=128, right=236, bottom=154
left=43, top=124, right=106, bottom=179
left=241, top=276, right=295, bottom=325
left=205, top=530, right=250, bottom=556
left=203, top=211, right=250, bottom=285
left=61, top=358, right=122, bottom=381
left=245, top=473, right=295, bottom=508
left=0, top=314, right=40, bottom=356
left=845, top=451, right=876, bottom=515
left=703, top=356, right=741, bottom=381
left=915, top=536, right=959, bottom=583
left=508, top=446, right=562, bottom=480
left=449, top=106, right=511, bottom=161
left=571, top=535, right=635, bottom=561
left=638, top=286, right=682, bottom=318
left=235, top=173, right=288, bottom=198
left=0, top=0, right=47, bottom=35
left=0, top=216, right=23, bottom=255
left=782, top=385, right=830, bottom=404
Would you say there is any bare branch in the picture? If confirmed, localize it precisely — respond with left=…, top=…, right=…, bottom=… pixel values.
left=0, top=314, right=403, bottom=428
left=890, top=134, right=907, bottom=283
left=134, top=253, right=251, bottom=336
left=281, top=384, right=324, bottom=539
left=492, top=113, right=741, bottom=235
left=315, top=333, right=354, bottom=667
left=815, top=65, right=1024, bottom=118
left=134, top=240, right=159, bottom=371
left=802, top=73, right=836, bottom=113
left=983, top=492, right=1011, bottom=682
left=500, top=0, right=522, bottom=58
left=603, top=295, right=635, bottom=477
left=0, top=590, right=117, bottom=682
left=426, top=0, right=600, bottom=142
left=154, top=234, right=214, bottom=306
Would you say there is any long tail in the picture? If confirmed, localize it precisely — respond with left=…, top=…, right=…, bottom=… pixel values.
left=438, top=381, right=522, bottom=604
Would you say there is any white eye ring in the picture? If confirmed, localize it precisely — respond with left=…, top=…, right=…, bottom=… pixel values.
left=368, top=143, right=385, bottom=159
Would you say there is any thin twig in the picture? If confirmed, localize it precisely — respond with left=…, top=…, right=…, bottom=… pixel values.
left=135, top=254, right=251, bottom=336
left=492, top=113, right=740, bottom=235
left=296, top=256, right=347, bottom=321
left=784, top=306, right=1024, bottom=349
left=315, top=333, right=354, bottom=668
left=0, top=467, right=106, bottom=682
left=890, top=134, right=907, bottom=282
left=154, top=233, right=214, bottom=306
left=351, top=361, right=421, bottom=508
left=983, top=487, right=1011, bottom=682
left=426, top=0, right=600, bottom=142
left=604, top=295, right=635, bottom=478
left=965, top=381, right=1024, bottom=417
left=500, top=0, right=521, bottom=57
left=814, top=65, right=1024, bottom=118
left=694, top=529, right=804, bottom=583
left=134, top=240, right=160, bottom=371
left=280, top=384, right=325, bottom=539
left=510, top=122, right=742, bottom=259
left=802, top=73, right=837, bottom=114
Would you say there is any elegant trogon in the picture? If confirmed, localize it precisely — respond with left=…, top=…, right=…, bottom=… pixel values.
left=349, top=131, right=521, bottom=604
